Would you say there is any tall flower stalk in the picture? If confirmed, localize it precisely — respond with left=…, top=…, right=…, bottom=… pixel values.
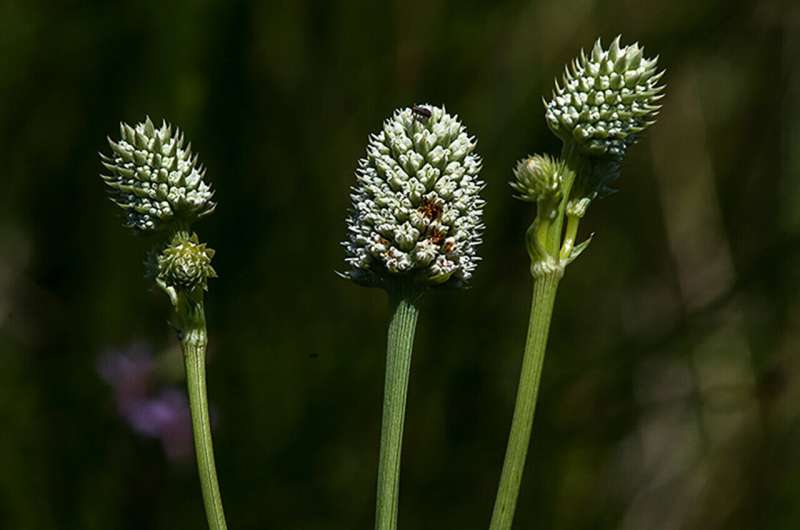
left=342, top=105, right=485, bottom=530
left=490, top=36, right=665, bottom=530
left=100, top=118, right=227, bottom=530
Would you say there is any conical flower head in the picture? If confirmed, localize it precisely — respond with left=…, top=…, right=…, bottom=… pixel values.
left=100, top=117, right=215, bottom=233
left=157, top=232, right=217, bottom=292
left=544, top=36, right=665, bottom=157
left=343, top=104, right=485, bottom=289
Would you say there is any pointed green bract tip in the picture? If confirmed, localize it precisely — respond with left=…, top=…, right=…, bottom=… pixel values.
left=544, top=35, right=666, bottom=158
left=157, top=232, right=217, bottom=292
left=99, top=117, right=216, bottom=233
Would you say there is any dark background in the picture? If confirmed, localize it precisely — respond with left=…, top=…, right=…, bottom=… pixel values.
left=2, top=0, right=800, bottom=528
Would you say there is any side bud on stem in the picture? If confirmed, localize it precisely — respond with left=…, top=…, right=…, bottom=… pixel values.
left=156, top=231, right=217, bottom=302
left=510, top=154, right=588, bottom=277
left=511, top=154, right=564, bottom=211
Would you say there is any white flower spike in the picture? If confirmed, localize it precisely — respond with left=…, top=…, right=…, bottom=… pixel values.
left=343, top=105, right=485, bottom=289
left=544, top=36, right=665, bottom=158
left=100, top=117, right=215, bottom=233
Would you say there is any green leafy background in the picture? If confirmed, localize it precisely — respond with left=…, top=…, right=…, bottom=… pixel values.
left=2, top=0, right=799, bottom=528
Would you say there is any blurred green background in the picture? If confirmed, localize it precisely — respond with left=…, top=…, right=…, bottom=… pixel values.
left=2, top=0, right=800, bottom=528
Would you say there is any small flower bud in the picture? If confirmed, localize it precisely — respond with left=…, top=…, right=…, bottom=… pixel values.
left=544, top=36, right=665, bottom=157
left=343, top=104, right=485, bottom=289
left=157, top=232, right=217, bottom=292
left=100, top=117, right=215, bottom=233
left=510, top=154, right=567, bottom=204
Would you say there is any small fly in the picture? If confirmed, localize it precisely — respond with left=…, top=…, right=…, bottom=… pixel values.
left=411, top=105, right=432, bottom=122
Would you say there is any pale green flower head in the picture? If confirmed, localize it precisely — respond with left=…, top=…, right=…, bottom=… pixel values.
left=511, top=154, right=567, bottom=204
left=100, top=117, right=215, bottom=233
left=157, top=231, right=217, bottom=292
left=544, top=36, right=665, bottom=157
left=343, top=104, right=485, bottom=289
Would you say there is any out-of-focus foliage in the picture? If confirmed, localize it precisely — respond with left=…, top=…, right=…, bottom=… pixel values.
left=0, top=0, right=799, bottom=529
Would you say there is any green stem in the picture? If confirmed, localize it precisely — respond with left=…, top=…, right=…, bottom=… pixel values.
left=544, top=143, right=578, bottom=252
left=179, top=298, right=228, bottom=530
left=489, top=271, right=561, bottom=530
left=374, top=289, right=420, bottom=530
left=559, top=215, right=580, bottom=259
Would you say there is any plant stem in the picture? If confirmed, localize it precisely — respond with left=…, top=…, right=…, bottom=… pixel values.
left=179, top=298, right=228, bottom=530
left=489, top=271, right=561, bottom=530
left=560, top=214, right=580, bottom=259
left=374, top=289, right=420, bottom=530
left=544, top=143, right=579, bottom=252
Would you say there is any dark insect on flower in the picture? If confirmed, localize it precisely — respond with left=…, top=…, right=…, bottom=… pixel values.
left=411, top=105, right=433, bottom=121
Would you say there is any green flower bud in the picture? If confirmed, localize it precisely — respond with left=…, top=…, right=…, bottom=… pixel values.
left=544, top=36, right=665, bottom=157
left=157, top=232, right=217, bottom=292
left=100, top=117, right=215, bottom=233
left=343, top=104, right=485, bottom=289
left=510, top=154, right=567, bottom=204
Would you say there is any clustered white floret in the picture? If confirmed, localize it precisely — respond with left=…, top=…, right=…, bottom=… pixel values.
left=544, top=36, right=665, bottom=158
left=101, top=117, right=215, bottom=232
left=343, top=105, right=485, bottom=288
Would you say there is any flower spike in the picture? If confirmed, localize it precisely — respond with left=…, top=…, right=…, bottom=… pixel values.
left=100, top=117, right=216, bottom=233
left=544, top=36, right=665, bottom=158
left=343, top=104, right=485, bottom=289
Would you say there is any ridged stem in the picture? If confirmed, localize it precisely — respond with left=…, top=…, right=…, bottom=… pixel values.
left=374, top=289, right=420, bottom=530
left=489, top=271, right=561, bottom=530
left=178, top=298, right=228, bottom=530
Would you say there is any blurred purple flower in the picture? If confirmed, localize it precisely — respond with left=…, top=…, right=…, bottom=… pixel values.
left=128, top=388, right=194, bottom=461
left=97, top=343, right=199, bottom=463
left=98, top=342, right=154, bottom=414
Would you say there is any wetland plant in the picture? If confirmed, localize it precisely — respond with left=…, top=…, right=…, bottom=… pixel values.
left=100, top=118, right=227, bottom=530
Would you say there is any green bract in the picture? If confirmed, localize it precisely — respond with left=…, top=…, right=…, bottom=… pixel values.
left=157, top=232, right=217, bottom=292
left=511, top=154, right=567, bottom=204
left=544, top=36, right=665, bottom=157
left=343, top=104, right=485, bottom=289
left=100, top=117, right=215, bottom=233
